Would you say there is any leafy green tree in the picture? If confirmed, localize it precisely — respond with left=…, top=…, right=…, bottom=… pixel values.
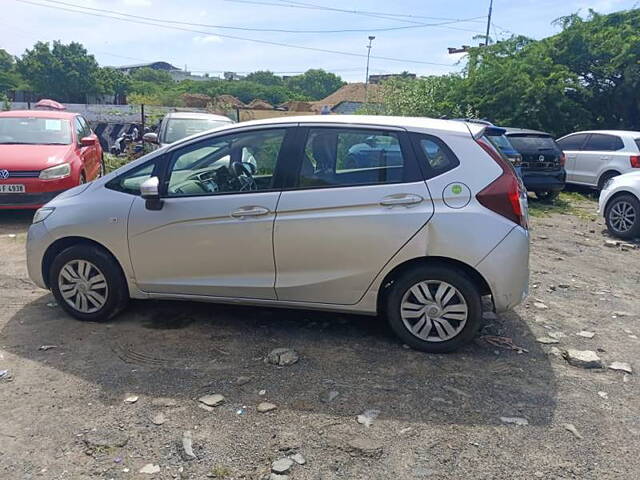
left=16, top=41, right=101, bottom=102
left=285, top=69, right=345, bottom=100
left=95, top=67, right=131, bottom=103
left=0, top=49, right=24, bottom=96
left=129, top=67, right=173, bottom=84
left=244, top=70, right=283, bottom=86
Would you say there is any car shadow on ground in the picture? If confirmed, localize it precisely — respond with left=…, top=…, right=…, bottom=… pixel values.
left=3, top=295, right=556, bottom=426
left=0, top=210, right=34, bottom=234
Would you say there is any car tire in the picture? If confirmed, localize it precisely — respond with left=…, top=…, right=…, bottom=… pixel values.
left=49, top=244, right=129, bottom=322
left=384, top=264, right=482, bottom=353
left=598, top=171, right=619, bottom=191
left=534, top=190, right=560, bottom=203
left=605, top=193, right=640, bottom=240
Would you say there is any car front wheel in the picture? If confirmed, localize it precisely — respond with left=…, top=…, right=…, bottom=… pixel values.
left=605, top=194, right=640, bottom=239
left=49, top=244, right=129, bottom=322
left=385, top=265, right=482, bottom=353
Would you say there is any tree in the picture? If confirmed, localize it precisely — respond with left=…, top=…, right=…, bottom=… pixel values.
left=95, top=67, right=131, bottom=103
left=0, top=49, right=23, bottom=96
left=16, top=41, right=101, bottom=102
left=129, top=67, right=173, bottom=84
left=285, top=69, right=345, bottom=100
left=244, top=70, right=283, bottom=86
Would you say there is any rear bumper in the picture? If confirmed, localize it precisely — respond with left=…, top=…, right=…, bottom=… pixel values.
left=522, top=169, right=566, bottom=192
left=0, top=189, right=67, bottom=209
left=476, top=226, right=530, bottom=313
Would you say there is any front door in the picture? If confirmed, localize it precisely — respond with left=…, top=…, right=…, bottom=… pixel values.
left=127, top=127, right=289, bottom=299
left=273, top=126, right=433, bottom=305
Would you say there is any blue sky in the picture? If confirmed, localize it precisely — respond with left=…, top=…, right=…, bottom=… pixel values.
left=2, top=0, right=638, bottom=81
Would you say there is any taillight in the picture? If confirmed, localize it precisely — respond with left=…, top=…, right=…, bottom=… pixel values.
left=631, top=155, right=640, bottom=168
left=476, top=137, right=528, bottom=229
left=559, top=153, right=566, bottom=167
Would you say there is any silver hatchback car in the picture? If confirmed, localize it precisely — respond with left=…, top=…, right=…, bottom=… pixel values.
left=27, top=116, right=529, bottom=353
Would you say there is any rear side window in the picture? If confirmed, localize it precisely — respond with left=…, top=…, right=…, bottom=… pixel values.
left=583, top=134, right=624, bottom=151
left=410, top=133, right=460, bottom=179
left=557, top=133, right=588, bottom=151
left=297, top=128, right=415, bottom=188
left=507, top=135, right=560, bottom=152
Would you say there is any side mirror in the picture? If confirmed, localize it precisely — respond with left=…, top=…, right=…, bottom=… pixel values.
left=140, top=176, right=163, bottom=210
left=80, top=136, right=97, bottom=147
left=143, top=132, right=159, bottom=144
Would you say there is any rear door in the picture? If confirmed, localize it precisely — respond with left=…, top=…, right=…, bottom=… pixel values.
left=578, top=134, right=625, bottom=186
left=557, top=133, right=588, bottom=183
left=273, top=125, right=433, bottom=305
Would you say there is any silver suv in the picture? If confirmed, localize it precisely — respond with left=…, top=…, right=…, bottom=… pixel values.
left=26, top=116, right=529, bottom=353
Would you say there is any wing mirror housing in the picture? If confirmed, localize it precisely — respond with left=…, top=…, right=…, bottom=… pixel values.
left=143, top=132, right=159, bottom=144
left=140, top=176, right=163, bottom=210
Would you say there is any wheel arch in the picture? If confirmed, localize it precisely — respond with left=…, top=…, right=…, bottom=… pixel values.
left=604, top=189, right=639, bottom=215
left=376, top=256, right=492, bottom=314
left=597, top=170, right=621, bottom=189
left=41, top=236, right=125, bottom=289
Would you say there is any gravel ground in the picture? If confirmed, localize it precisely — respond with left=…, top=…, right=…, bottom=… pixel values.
left=0, top=194, right=638, bottom=480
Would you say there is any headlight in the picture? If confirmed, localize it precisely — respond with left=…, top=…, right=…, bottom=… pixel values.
left=39, top=163, right=71, bottom=180
left=33, top=207, right=55, bottom=224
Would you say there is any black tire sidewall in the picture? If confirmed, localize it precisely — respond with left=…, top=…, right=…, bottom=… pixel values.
left=385, top=265, right=483, bottom=353
left=49, top=245, right=128, bottom=322
left=605, top=194, right=640, bottom=240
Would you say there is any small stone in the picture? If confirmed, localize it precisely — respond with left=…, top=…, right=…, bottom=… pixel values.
left=548, top=331, right=566, bottom=339
left=598, top=391, right=608, bottom=399
left=500, top=416, right=529, bottom=426
left=266, top=348, right=299, bottom=366
left=549, top=347, right=562, bottom=357
left=139, top=464, right=160, bottom=475
left=257, top=402, right=277, bottom=413
left=604, top=239, right=619, bottom=247
left=151, top=413, right=166, bottom=425
left=270, top=475, right=289, bottom=480
left=198, top=394, right=225, bottom=407
left=236, top=376, right=251, bottom=386
left=536, top=337, right=559, bottom=344
left=320, top=390, right=339, bottom=403
left=38, top=345, right=57, bottom=351
left=356, top=409, right=380, bottom=427
left=558, top=284, right=570, bottom=289
left=182, top=431, right=196, bottom=459
left=608, top=362, right=633, bottom=374
left=271, top=458, right=294, bottom=474
left=199, top=404, right=214, bottom=412
left=344, top=438, right=383, bottom=458
left=563, top=423, right=583, bottom=439
left=84, top=431, right=129, bottom=449
left=576, top=331, right=595, bottom=339
left=562, top=349, right=604, bottom=369
left=151, top=397, right=177, bottom=407
left=258, top=389, right=267, bottom=396
left=534, top=302, right=549, bottom=310
left=612, top=311, right=632, bottom=317
left=124, top=395, right=139, bottom=404
left=290, top=453, right=306, bottom=465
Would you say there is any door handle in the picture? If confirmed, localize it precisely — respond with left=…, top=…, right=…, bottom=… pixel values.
left=230, top=206, right=270, bottom=218
left=380, top=194, right=424, bottom=207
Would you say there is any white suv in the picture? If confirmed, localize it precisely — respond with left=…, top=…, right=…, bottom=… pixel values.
left=26, top=116, right=529, bottom=353
left=557, top=130, right=640, bottom=189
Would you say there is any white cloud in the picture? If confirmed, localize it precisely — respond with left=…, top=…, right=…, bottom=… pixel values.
left=193, top=35, right=223, bottom=44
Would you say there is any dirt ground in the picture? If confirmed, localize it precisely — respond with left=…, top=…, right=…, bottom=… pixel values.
left=0, top=194, right=638, bottom=480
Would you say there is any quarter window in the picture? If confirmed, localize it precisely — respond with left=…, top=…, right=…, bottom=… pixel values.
left=298, top=128, right=408, bottom=188
left=166, top=129, right=285, bottom=197
left=410, top=133, right=460, bottom=178
left=583, top=134, right=624, bottom=152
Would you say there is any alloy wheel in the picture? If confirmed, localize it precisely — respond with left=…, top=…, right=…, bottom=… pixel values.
left=57, top=260, right=109, bottom=313
left=609, top=200, right=636, bottom=233
left=400, top=280, right=468, bottom=342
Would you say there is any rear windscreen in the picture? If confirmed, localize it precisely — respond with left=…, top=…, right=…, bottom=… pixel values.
left=508, top=135, right=558, bottom=152
left=635, top=139, right=640, bottom=151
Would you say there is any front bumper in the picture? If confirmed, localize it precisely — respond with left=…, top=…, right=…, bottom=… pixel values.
left=522, top=169, right=566, bottom=192
left=0, top=189, right=67, bottom=209
left=26, top=220, right=53, bottom=289
left=476, top=225, right=530, bottom=313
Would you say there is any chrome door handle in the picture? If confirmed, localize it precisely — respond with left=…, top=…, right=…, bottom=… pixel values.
left=380, top=194, right=424, bottom=207
left=230, top=206, right=270, bottom=218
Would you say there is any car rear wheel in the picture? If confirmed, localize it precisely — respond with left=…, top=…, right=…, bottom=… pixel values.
left=534, top=190, right=560, bottom=203
left=385, top=265, right=482, bottom=353
left=49, top=244, right=129, bottom=322
left=605, top=194, right=640, bottom=239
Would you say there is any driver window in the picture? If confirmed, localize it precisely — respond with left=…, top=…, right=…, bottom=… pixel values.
left=166, top=129, right=285, bottom=197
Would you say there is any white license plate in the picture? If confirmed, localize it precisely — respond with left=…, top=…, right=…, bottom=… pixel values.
left=0, top=184, right=26, bottom=193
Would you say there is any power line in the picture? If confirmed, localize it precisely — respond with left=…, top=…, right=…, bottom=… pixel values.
left=32, top=0, right=486, bottom=34
left=12, top=0, right=458, bottom=67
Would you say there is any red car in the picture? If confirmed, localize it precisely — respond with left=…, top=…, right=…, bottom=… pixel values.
left=0, top=110, right=103, bottom=209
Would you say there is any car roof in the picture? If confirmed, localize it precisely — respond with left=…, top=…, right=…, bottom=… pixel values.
left=226, top=115, right=483, bottom=137
left=562, top=130, right=640, bottom=138
left=165, top=112, right=233, bottom=122
left=0, top=109, right=77, bottom=119
left=503, top=127, right=552, bottom=136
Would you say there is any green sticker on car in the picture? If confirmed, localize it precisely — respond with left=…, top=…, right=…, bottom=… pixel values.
left=451, top=184, right=463, bottom=195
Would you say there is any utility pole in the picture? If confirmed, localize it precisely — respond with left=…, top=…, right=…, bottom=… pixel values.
left=364, top=36, right=375, bottom=103
left=485, top=0, right=494, bottom=47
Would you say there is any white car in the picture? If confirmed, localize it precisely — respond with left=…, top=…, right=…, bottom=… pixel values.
left=144, top=112, right=234, bottom=147
left=26, top=116, right=529, bottom=353
left=599, top=171, right=640, bottom=239
left=557, top=130, right=640, bottom=189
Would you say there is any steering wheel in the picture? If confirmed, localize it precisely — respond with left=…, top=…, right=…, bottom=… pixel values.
left=230, top=161, right=257, bottom=191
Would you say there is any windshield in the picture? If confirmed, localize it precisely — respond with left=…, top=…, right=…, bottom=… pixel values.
left=0, top=117, right=72, bottom=145
left=163, top=118, right=230, bottom=144
left=508, top=135, right=559, bottom=152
